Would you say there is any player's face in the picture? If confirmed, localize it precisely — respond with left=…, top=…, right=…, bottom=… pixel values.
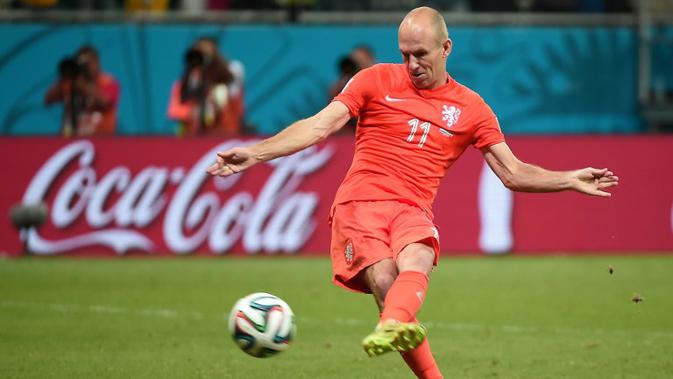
left=399, top=28, right=450, bottom=90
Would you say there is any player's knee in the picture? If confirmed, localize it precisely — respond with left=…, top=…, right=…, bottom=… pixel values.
left=397, top=242, right=435, bottom=275
left=364, top=258, right=397, bottom=294
left=371, top=271, right=396, bottom=297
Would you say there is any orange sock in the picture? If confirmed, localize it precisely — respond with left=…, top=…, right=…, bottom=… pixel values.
left=380, top=270, right=429, bottom=322
left=402, top=338, right=443, bottom=379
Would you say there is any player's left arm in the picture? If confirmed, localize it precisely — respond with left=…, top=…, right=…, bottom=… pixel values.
left=207, top=101, right=351, bottom=177
left=482, top=142, right=619, bottom=197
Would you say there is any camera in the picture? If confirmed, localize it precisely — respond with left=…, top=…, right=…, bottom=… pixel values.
left=184, top=48, right=205, bottom=70
left=56, top=55, right=91, bottom=136
left=58, top=56, right=90, bottom=81
left=181, top=48, right=208, bottom=102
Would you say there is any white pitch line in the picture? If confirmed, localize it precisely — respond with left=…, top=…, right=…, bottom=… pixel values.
left=307, top=317, right=673, bottom=339
left=2, top=300, right=672, bottom=339
left=0, top=300, right=204, bottom=320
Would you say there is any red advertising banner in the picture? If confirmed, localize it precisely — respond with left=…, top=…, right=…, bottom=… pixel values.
left=0, top=136, right=671, bottom=257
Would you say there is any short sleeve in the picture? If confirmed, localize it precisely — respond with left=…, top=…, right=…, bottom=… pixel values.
left=332, top=66, right=379, bottom=118
left=472, top=100, right=505, bottom=150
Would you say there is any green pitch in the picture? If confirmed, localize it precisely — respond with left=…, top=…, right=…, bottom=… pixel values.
left=1, top=255, right=672, bottom=379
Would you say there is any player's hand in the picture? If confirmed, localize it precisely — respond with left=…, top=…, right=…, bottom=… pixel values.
left=206, top=147, right=259, bottom=177
left=569, top=167, right=619, bottom=197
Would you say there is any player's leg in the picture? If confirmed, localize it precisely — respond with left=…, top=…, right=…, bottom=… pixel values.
left=362, top=257, right=397, bottom=310
left=361, top=250, right=443, bottom=379
left=383, top=201, right=440, bottom=326
left=380, top=241, right=434, bottom=322
left=390, top=243, right=443, bottom=379
left=375, top=202, right=444, bottom=377
left=330, top=200, right=440, bottom=377
left=361, top=241, right=433, bottom=355
left=361, top=242, right=433, bottom=356
left=328, top=201, right=393, bottom=294
left=362, top=258, right=426, bottom=358
left=392, top=242, right=443, bottom=379
left=400, top=334, right=442, bottom=379
left=362, top=202, right=438, bottom=357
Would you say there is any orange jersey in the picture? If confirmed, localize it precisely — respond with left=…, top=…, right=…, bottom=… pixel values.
left=332, top=63, right=504, bottom=217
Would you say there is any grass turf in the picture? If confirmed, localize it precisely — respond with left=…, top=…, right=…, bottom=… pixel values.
left=1, top=255, right=672, bottom=379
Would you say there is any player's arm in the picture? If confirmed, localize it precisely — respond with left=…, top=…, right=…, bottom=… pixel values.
left=207, top=101, right=351, bottom=177
left=483, top=142, right=619, bottom=197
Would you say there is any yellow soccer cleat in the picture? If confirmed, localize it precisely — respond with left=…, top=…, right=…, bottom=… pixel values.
left=362, top=320, right=427, bottom=357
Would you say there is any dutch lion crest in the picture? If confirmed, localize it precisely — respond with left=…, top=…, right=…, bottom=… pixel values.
left=441, top=105, right=461, bottom=128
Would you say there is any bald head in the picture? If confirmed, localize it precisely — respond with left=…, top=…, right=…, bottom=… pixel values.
left=399, top=7, right=449, bottom=46
left=397, top=6, right=452, bottom=90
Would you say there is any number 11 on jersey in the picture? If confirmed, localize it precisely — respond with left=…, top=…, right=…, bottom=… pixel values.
left=407, top=118, right=431, bottom=148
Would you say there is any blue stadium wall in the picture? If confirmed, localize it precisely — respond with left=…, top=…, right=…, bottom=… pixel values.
left=1, top=23, right=670, bottom=136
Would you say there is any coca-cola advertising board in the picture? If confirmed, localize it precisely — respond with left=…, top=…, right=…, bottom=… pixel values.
left=0, top=136, right=671, bottom=257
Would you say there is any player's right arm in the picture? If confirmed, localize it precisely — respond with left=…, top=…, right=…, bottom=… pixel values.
left=207, top=100, right=351, bottom=177
left=483, top=142, right=619, bottom=197
left=469, top=96, right=618, bottom=197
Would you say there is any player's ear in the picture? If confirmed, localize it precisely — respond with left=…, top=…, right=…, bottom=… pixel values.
left=442, top=38, right=452, bottom=58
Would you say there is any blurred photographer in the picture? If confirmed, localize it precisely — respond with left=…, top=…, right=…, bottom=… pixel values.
left=44, top=45, right=120, bottom=137
left=167, top=37, right=245, bottom=136
left=328, top=45, right=376, bottom=133
left=329, top=55, right=358, bottom=100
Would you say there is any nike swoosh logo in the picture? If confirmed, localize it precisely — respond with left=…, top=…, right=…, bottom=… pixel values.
left=385, top=95, right=406, bottom=102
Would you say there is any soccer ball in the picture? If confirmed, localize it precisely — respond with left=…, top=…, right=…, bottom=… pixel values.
left=228, top=292, right=296, bottom=358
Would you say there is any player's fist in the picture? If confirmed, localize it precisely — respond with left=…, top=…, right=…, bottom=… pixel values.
left=570, top=167, right=619, bottom=197
left=206, top=147, right=259, bottom=177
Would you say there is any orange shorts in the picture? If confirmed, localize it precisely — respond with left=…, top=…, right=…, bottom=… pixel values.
left=329, top=200, right=440, bottom=294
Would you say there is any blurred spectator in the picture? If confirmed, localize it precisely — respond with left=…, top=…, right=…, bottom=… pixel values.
left=167, top=37, right=245, bottom=136
left=531, top=0, right=579, bottom=12
left=578, top=0, right=632, bottom=12
left=328, top=45, right=377, bottom=132
left=424, top=0, right=470, bottom=11
left=329, top=55, right=359, bottom=131
left=206, top=0, right=231, bottom=10
left=180, top=0, right=206, bottom=13
left=578, top=0, right=606, bottom=12
left=15, top=0, right=57, bottom=8
left=329, top=44, right=376, bottom=99
left=350, top=44, right=376, bottom=71
left=648, top=0, right=673, bottom=12
left=229, top=0, right=278, bottom=9
left=125, top=0, right=169, bottom=11
left=471, top=0, right=632, bottom=12
left=470, top=0, right=519, bottom=11
left=44, top=45, right=120, bottom=137
left=527, top=0, right=634, bottom=12
left=329, top=55, right=358, bottom=100
left=28, top=0, right=118, bottom=10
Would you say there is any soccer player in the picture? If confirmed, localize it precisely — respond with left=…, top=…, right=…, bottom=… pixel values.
left=207, top=7, right=618, bottom=378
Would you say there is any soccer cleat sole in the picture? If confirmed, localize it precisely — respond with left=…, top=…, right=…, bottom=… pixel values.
left=362, top=322, right=427, bottom=357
